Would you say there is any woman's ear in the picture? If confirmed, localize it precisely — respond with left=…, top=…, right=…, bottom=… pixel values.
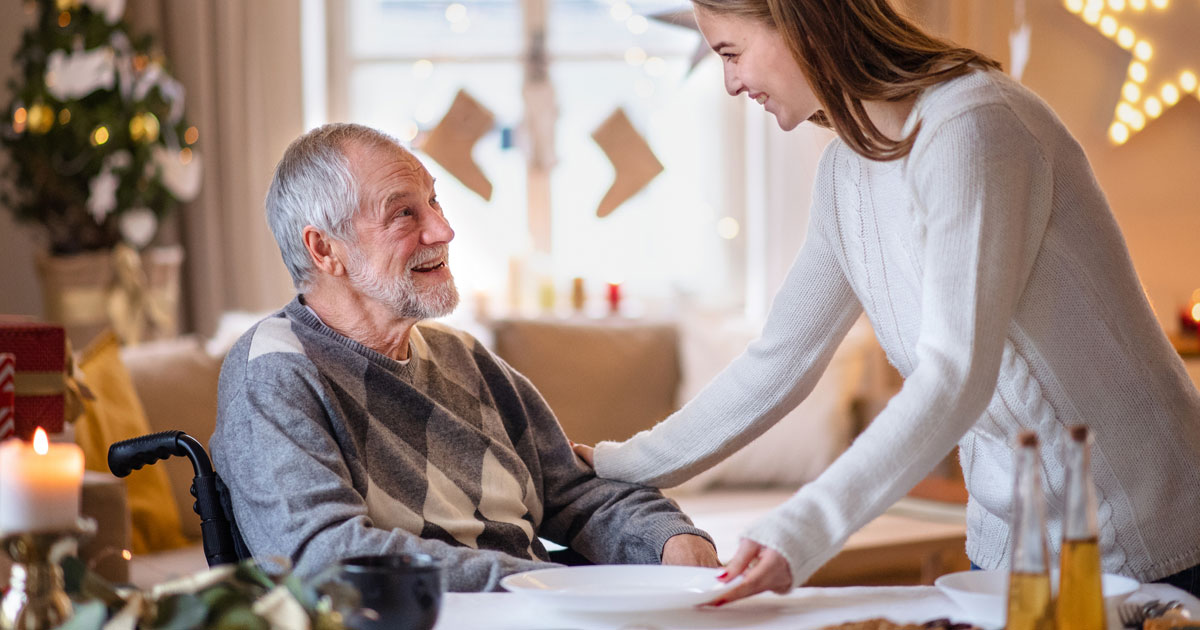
left=302, top=226, right=348, bottom=277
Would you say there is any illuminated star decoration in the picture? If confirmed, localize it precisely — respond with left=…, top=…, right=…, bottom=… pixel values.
left=1064, top=0, right=1200, bottom=145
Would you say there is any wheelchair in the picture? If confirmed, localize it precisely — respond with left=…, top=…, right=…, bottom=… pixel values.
left=107, top=431, right=251, bottom=567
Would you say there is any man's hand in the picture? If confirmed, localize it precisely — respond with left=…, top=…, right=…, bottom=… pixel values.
left=661, top=534, right=721, bottom=568
left=705, top=539, right=793, bottom=606
left=570, top=441, right=595, bottom=467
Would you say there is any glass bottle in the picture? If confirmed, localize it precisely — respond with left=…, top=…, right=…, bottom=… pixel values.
left=1056, top=425, right=1105, bottom=630
left=1007, top=431, right=1055, bottom=630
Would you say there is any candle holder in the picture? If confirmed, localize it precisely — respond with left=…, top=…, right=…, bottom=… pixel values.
left=1, top=518, right=95, bottom=630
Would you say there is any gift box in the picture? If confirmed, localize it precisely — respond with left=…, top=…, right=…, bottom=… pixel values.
left=0, top=321, right=70, bottom=439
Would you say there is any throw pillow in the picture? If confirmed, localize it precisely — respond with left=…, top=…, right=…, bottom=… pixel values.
left=75, top=331, right=190, bottom=554
left=669, top=314, right=880, bottom=493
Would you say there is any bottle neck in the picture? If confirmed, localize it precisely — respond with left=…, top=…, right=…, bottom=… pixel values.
left=1011, top=445, right=1050, bottom=574
left=1063, top=437, right=1099, bottom=541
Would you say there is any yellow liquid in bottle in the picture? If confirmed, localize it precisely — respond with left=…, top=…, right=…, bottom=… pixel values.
left=1057, top=538, right=1105, bottom=630
left=1007, top=571, right=1055, bottom=630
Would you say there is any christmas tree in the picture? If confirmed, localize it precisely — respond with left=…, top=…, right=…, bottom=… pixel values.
left=0, top=0, right=201, bottom=255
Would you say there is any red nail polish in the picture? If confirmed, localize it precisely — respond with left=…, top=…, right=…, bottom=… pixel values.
left=712, top=599, right=727, bottom=608
left=717, top=571, right=728, bottom=580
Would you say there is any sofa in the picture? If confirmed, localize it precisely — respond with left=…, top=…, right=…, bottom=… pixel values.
left=92, top=311, right=967, bottom=588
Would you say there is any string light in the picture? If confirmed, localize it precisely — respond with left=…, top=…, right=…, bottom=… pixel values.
left=58, top=108, right=70, bottom=125
left=180, top=147, right=193, bottom=164
left=184, top=126, right=199, bottom=144
left=624, top=46, right=647, bottom=66
left=90, top=125, right=109, bottom=146
left=1133, top=40, right=1153, bottom=61
left=1144, top=95, right=1163, bottom=117
left=1161, top=83, right=1180, bottom=105
left=1109, top=121, right=1130, bottom=144
left=1180, top=70, right=1198, bottom=92
left=412, top=59, right=433, bottom=79
left=57, top=11, right=70, bottom=27
left=1117, top=27, right=1135, bottom=48
left=717, top=217, right=740, bottom=240
left=1107, top=0, right=1125, bottom=9
left=1130, top=61, right=1148, bottom=83
left=626, top=15, right=648, bottom=34
left=1130, top=0, right=1146, bottom=9
left=12, top=107, right=27, bottom=134
left=1122, top=81, right=1141, bottom=102
left=444, top=3, right=466, bottom=23
left=610, top=1, right=632, bottom=21
left=1066, top=0, right=1085, bottom=11
left=1100, top=16, right=1118, bottom=36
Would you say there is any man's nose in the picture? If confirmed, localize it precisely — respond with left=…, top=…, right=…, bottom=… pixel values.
left=421, top=209, right=455, bottom=245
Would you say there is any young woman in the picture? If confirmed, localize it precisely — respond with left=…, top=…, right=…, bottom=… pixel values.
left=574, top=0, right=1200, bottom=605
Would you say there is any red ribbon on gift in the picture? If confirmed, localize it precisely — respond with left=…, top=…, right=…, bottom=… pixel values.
left=0, top=352, right=14, bottom=441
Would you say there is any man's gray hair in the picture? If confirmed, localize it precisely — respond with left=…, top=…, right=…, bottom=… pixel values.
left=265, top=123, right=403, bottom=291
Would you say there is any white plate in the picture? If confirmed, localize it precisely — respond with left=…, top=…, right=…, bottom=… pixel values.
left=935, top=569, right=1139, bottom=627
left=500, top=565, right=735, bottom=612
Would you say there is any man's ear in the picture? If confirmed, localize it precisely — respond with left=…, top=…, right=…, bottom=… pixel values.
left=302, top=226, right=348, bottom=277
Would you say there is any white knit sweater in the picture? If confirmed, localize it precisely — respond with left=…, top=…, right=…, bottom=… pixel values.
left=594, top=69, right=1200, bottom=585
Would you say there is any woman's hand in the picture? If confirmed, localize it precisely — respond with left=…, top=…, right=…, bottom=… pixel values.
left=706, top=539, right=793, bottom=606
left=570, top=441, right=595, bottom=467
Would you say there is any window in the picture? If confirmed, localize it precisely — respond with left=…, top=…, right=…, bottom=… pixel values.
left=314, top=0, right=748, bottom=316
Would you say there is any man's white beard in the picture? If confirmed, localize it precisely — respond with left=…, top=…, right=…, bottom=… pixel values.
left=345, top=244, right=459, bottom=320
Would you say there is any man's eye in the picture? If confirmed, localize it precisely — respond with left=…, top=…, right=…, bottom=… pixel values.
left=429, top=196, right=439, bottom=206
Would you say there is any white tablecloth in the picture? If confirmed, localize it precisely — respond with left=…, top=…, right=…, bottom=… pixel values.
left=432, top=583, right=1198, bottom=630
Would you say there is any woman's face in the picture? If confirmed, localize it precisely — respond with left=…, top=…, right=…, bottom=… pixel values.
left=694, top=7, right=820, bottom=131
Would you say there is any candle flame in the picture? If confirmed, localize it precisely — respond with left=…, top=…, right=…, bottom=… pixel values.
left=33, top=427, right=49, bottom=455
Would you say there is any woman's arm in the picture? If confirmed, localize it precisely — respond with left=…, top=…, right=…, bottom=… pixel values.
left=592, top=147, right=863, bottom=487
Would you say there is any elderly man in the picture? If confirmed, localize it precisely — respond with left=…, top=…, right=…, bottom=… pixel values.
left=211, top=123, right=718, bottom=591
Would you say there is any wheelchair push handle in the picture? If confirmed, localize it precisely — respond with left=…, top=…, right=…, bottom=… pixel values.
left=108, top=430, right=215, bottom=478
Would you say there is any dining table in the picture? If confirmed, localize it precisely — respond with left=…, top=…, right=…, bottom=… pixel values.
left=431, top=581, right=1200, bottom=630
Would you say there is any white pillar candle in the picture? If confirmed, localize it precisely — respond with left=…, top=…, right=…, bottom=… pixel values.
left=0, top=427, right=85, bottom=533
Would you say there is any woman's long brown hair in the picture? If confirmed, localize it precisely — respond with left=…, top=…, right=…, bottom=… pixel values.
left=692, top=0, right=1001, bottom=161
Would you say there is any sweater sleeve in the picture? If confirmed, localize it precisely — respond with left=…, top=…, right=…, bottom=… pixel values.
left=212, top=353, right=550, bottom=592
left=742, top=104, right=1054, bottom=587
left=592, top=145, right=863, bottom=488
left=503, top=364, right=713, bottom=564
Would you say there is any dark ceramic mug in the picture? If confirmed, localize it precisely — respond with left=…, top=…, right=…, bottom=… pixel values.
left=337, top=553, right=443, bottom=630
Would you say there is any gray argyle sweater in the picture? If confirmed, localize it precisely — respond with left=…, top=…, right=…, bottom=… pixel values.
left=211, top=297, right=708, bottom=591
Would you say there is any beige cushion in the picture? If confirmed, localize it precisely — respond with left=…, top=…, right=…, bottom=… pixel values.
left=121, top=336, right=222, bottom=540
left=490, top=319, right=680, bottom=446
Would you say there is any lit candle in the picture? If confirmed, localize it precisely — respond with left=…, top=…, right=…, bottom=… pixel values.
left=0, top=427, right=84, bottom=533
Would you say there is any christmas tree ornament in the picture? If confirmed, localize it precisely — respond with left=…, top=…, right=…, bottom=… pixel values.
left=152, top=145, right=202, bottom=202
left=25, top=104, right=55, bottom=135
left=89, top=125, right=109, bottom=146
left=591, top=108, right=663, bottom=218
left=420, top=89, right=496, bottom=201
left=118, top=207, right=157, bottom=249
left=57, top=108, right=70, bottom=125
left=44, top=47, right=117, bottom=101
left=128, top=112, right=159, bottom=144
left=81, top=0, right=126, bottom=24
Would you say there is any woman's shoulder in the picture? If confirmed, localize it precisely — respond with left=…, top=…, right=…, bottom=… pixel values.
left=910, top=69, right=1051, bottom=152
